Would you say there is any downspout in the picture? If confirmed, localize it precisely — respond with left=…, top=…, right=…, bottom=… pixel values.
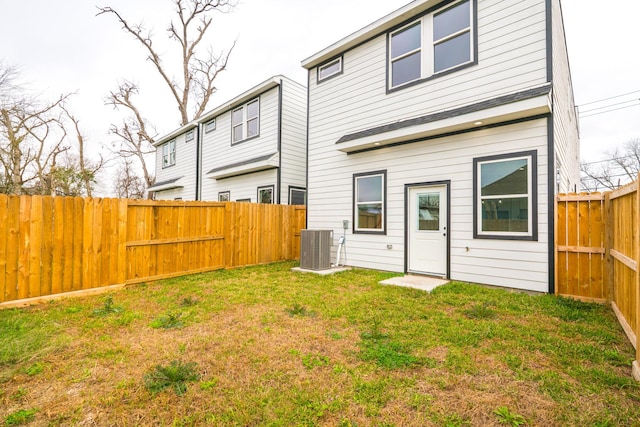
left=305, top=70, right=310, bottom=228
left=546, top=0, right=555, bottom=294
left=277, top=79, right=283, bottom=204
left=195, top=123, right=201, bottom=201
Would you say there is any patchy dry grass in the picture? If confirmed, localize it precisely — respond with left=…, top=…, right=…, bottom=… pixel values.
left=1, top=262, right=639, bottom=426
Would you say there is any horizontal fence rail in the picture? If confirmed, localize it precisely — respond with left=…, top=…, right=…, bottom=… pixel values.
left=0, top=196, right=306, bottom=305
left=556, top=175, right=640, bottom=380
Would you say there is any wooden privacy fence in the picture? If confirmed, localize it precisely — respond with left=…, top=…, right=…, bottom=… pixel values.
left=556, top=176, right=640, bottom=380
left=0, top=196, right=306, bottom=305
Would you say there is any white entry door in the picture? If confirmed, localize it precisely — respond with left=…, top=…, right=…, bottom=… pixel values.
left=408, top=185, right=447, bottom=276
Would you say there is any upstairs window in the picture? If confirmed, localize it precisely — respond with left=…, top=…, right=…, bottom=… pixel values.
left=433, top=0, right=472, bottom=73
left=162, top=139, right=176, bottom=168
left=185, top=129, right=194, bottom=142
left=388, top=0, right=474, bottom=89
left=232, top=98, right=260, bottom=144
left=318, top=57, right=343, bottom=82
left=205, top=119, right=216, bottom=133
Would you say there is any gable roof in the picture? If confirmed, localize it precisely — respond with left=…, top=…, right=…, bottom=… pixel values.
left=301, top=0, right=446, bottom=69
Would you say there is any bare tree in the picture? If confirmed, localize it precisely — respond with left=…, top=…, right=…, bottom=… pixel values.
left=0, top=69, right=70, bottom=195
left=581, top=138, right=640, bottom=191
left=97, top=0, right=237, bottom=125
left=114, top=159, right=146, bottom=199
left=60, top=106, right=106, bottom=197
left=105, top=81, right=156, bottom=191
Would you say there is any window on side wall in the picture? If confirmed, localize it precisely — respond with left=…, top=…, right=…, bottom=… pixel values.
left=353, top=170, right=386, bottom=234
left=388, top=0, right=473, bottom=89
left=473, top=151, right=537, bottom=240
left=318, top=57, right=343, bottom=82
left=185, top=129, right=194, bottom=142
left=258, top=185, right=274, bottom=204
left=205, top=119, right=216, bottom=133
left=289, top=187, right=306, bottom=205
left=218, top=191, right=230, bottom=202
left=231, top=98, right=260, bottom=144
left=162, top=139, right=176, bottom=168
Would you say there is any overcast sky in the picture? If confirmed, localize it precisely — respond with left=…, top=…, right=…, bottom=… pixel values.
left=1, top=0, right=639, bottom=194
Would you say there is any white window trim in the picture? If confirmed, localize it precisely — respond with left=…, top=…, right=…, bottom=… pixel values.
left=257, top=185, right=274, bottom=204
left=231, top=98, right=260, bottom=144
left=162, top=139, right=176, bottom=168
left=318, top=57, right=343, bottom=82
left=205, top=119, right=216, bottom=133
left=289, top=187, right=307, bottom=205
left=388, top=0, right=474, bottom=89
left=218, top=191, right=230, bottom=202
left=353, top=170, right=386, bottom=234
left=476, top=153, right=534, bottom=239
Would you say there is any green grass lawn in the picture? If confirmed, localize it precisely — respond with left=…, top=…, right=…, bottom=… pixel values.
left=1, top=262, right=639, bottom=426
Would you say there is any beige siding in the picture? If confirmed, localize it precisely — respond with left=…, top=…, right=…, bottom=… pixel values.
left=279, top=79, right=308, bottom=204
left=551, top=0, right=580, bottom=192
left=154, top=131, right=198, bottom=201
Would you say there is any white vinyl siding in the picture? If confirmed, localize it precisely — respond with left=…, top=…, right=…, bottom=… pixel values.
left=201, top=89, right=279, bottom=201
left=551, top=0, right=580, bottom=192
left=154, top=131, right=198, bottom=201
left=309, top=0, right=546, bottom=138
left=307, top=117, right=550, bottom=292
left=279, top=79, right=308, bottom=204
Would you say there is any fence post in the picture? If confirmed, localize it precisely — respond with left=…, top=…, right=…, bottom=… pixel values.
left=604, top=192, right=613, bottom=302
left=634, top=174, right=640, bottom=381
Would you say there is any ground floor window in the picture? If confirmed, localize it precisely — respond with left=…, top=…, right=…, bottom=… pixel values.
left=473, top=151, right=537, bottom=240
left=258, top=185, right=274, bottom=204
left=289, top=187, right=306, bottom=205
left=353, top=170, right=386, bottom=234
left=218, top=191, right=230, bottom=202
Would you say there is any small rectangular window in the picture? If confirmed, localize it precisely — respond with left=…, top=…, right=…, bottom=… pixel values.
left=218, top=191, right=230, bottom=202
left=258, top=185, right=274, bottom=204
left=162, top=139, right=176, bottom=168
left=289, top=187, right=306, bottom=205
left=318, top=57, right=343, bottom=82
left=353, top=171, right=386, bottom=234
left=474, top=151, right=537, bottom=240
left=236, top=198, right=251, bottom=203
left=205, top=119, right=216, bottom=133
left=185, top=129, right=194, bottom=142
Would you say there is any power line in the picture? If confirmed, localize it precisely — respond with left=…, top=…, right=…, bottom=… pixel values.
left=577, top=90, right=640, bottom=107
left=579, top=98, right=640, bottom=114
left=579, top=103, right=640, bottom=119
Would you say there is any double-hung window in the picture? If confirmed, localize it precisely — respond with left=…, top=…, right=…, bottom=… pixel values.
left=389, top=0, right=474, bottom=89
left=353, top=171, right=386, bottom=234
left=162, top=139, right=176, bottom=168
left=231, top=98, right=260, bottom=143
left=474, top=151, right=537, bottom=240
